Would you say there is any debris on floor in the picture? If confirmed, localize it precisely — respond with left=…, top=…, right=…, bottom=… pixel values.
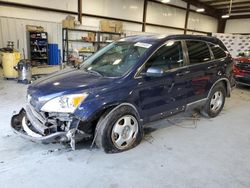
left=42, top=148, right=64, bottom=155
left=166, top=112, right=201, bottom=129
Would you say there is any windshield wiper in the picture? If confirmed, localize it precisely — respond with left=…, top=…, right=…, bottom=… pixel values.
left=86, top=69, right=103, bottom=77
left=81, top=67, right=103, bottom=76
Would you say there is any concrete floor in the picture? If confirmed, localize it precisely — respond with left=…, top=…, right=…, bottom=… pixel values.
left=0, top=69, right=250, bottom=188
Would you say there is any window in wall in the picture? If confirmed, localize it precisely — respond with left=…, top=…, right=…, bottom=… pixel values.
left=186, top=41, right=211, bottom=64
left=209, top=44, right=227, bottom=59
left=145, top=41, right=184, bottom=71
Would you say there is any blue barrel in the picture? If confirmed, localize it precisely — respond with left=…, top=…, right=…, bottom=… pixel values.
left=48, top=44, right=60, bottom=65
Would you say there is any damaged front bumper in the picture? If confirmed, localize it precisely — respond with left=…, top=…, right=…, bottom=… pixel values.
left=11, top=109, right=70, bottom=144
left=11, top=106, right=91, bottom=150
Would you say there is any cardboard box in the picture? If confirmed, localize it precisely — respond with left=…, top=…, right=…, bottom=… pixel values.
left=115, top=22, right=123, bottom=33
left=65, top=15, right=75, bottom=20
left=100, top=20, right=123, bottom=33
left=62, top=15, right=76, bottom=29
left=100, top=20, right=115, bottom=32
left=62, top=19, right=75, bottom=29
left=88, top=32, right=96, bottom=42
left=26, top=25, right=44, bottom=32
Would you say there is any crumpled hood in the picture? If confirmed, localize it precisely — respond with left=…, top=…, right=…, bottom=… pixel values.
left=28, top=68, right=116, bottom=108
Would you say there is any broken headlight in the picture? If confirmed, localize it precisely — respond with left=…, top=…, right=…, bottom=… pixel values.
left=41, top=93, right=88, bottom=113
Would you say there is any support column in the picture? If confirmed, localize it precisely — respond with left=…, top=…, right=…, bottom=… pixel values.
left=184, top=2, right=190, bottom=34
left=217, top=19, right=226, bottom=33
left=78, top=0, right=82, bottom=24
left=142, top=0, right=148, bottom=32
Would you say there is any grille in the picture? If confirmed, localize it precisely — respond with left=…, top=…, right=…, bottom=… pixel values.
left=237, top=63, right=250, bottom=71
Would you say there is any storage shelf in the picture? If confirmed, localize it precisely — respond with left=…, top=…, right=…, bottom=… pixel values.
left=63, top=49, right=95, bottom=53
left=79, top=51, right=95, bottom=53
left=99, top=31, right=123, bottom=35
left=99, top=41, right=112, bottom=43
left=63, top=39, right=97, bottom=43
left=32, top=57, right=48, bottom=60
left=63, top=39, right=112, bottom=44
left=30, top=44, right=47, bottom=46
left=30, top=38, right=47, bottom=40
left=62, top=28, right=125, bottom=64
left=28, top=31, right=48, bottom=65
left=65, top=28, right=124, bottom=35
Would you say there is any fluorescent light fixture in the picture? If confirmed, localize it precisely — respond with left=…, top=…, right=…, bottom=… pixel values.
left=129, top=5, right=138, bottom=9
left=196, top=8, right=205, bottom=12
left=161, top=0, right=170, bottom=3
left=222, top=14, right=230, bottom=18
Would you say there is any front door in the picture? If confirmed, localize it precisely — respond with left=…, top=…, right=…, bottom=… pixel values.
left=135, top=40, right=191, bottom=121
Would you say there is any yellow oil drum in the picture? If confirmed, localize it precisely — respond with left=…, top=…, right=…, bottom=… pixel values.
left=2, top=52, right=21, bottom=79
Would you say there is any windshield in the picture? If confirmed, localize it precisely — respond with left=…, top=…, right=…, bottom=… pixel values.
left=81, top=42, right=150, bottom=77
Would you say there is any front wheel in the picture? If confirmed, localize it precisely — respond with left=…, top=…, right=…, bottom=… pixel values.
left=95, top=105, right=143, bottom=153
left=201, top=83, right=226, bottom=118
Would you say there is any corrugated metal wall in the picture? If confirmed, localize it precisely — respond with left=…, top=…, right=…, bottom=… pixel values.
left=0, top=17, right=62, bottom=58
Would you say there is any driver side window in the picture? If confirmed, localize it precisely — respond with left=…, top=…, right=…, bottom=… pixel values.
left=145, top=41, right=184, bottom=71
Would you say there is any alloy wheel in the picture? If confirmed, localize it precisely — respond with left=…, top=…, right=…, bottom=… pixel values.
left=111, top=115, right=139, bottom=150
left=210, top=91, right=223, bottom=113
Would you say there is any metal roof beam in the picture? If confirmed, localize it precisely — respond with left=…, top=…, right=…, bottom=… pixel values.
left=182, top=0, right=220, bottom=18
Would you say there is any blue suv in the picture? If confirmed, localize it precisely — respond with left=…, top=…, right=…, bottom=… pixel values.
left=11, top=35, right=234, bottom=153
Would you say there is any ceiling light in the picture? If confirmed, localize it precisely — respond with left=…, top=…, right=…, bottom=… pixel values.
left=161, top=0, right=170, bottom=3
left=129, top=5, right=138, bottom=9
left=222, top=14, right=230, bottom=18
left=196, top=8, right=205, bottom=12
left=222, top=0, right=232, bottom=19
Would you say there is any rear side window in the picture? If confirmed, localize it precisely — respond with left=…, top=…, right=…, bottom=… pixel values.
left=209, top=44, right=227, bottom=59
left=145, top=41, right=184, bottom=71
left=186, top=41, right=211, bottom=64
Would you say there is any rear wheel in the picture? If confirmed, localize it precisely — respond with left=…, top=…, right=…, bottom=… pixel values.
left=95, top=105, right=143, bottom=153
left=201, top=83, right=226, bottom=118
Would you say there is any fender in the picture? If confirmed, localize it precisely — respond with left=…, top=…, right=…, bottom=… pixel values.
left=73, top=96, right=140, bottom=122
left=104, top=102, right=140, bottom=120
left=207, top=77, right=231, bottom=98
left=186, top=77, right=231, bottom=111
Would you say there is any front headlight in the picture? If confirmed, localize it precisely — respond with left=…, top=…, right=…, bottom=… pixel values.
left=41, top=93, right=88, bottom=113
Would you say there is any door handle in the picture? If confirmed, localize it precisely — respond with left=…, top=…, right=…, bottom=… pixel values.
left=176, top=70, right=190, bottom=76
left=176, top=72, right=183, bottom=76
left=207, top=65, right=217, bottom=69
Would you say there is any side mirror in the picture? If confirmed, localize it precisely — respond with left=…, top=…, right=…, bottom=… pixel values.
left=143, top=67, right=164, bottom=77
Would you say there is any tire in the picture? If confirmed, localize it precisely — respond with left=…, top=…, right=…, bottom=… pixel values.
left=201, top=83, right=226, bottom=118
left=95, top=105, right=143, bottom=153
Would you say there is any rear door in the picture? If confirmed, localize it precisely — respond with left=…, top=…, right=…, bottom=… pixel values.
left=184, top=40, right=217, bottom=103
left=208, top=43, right=229, bottom=81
